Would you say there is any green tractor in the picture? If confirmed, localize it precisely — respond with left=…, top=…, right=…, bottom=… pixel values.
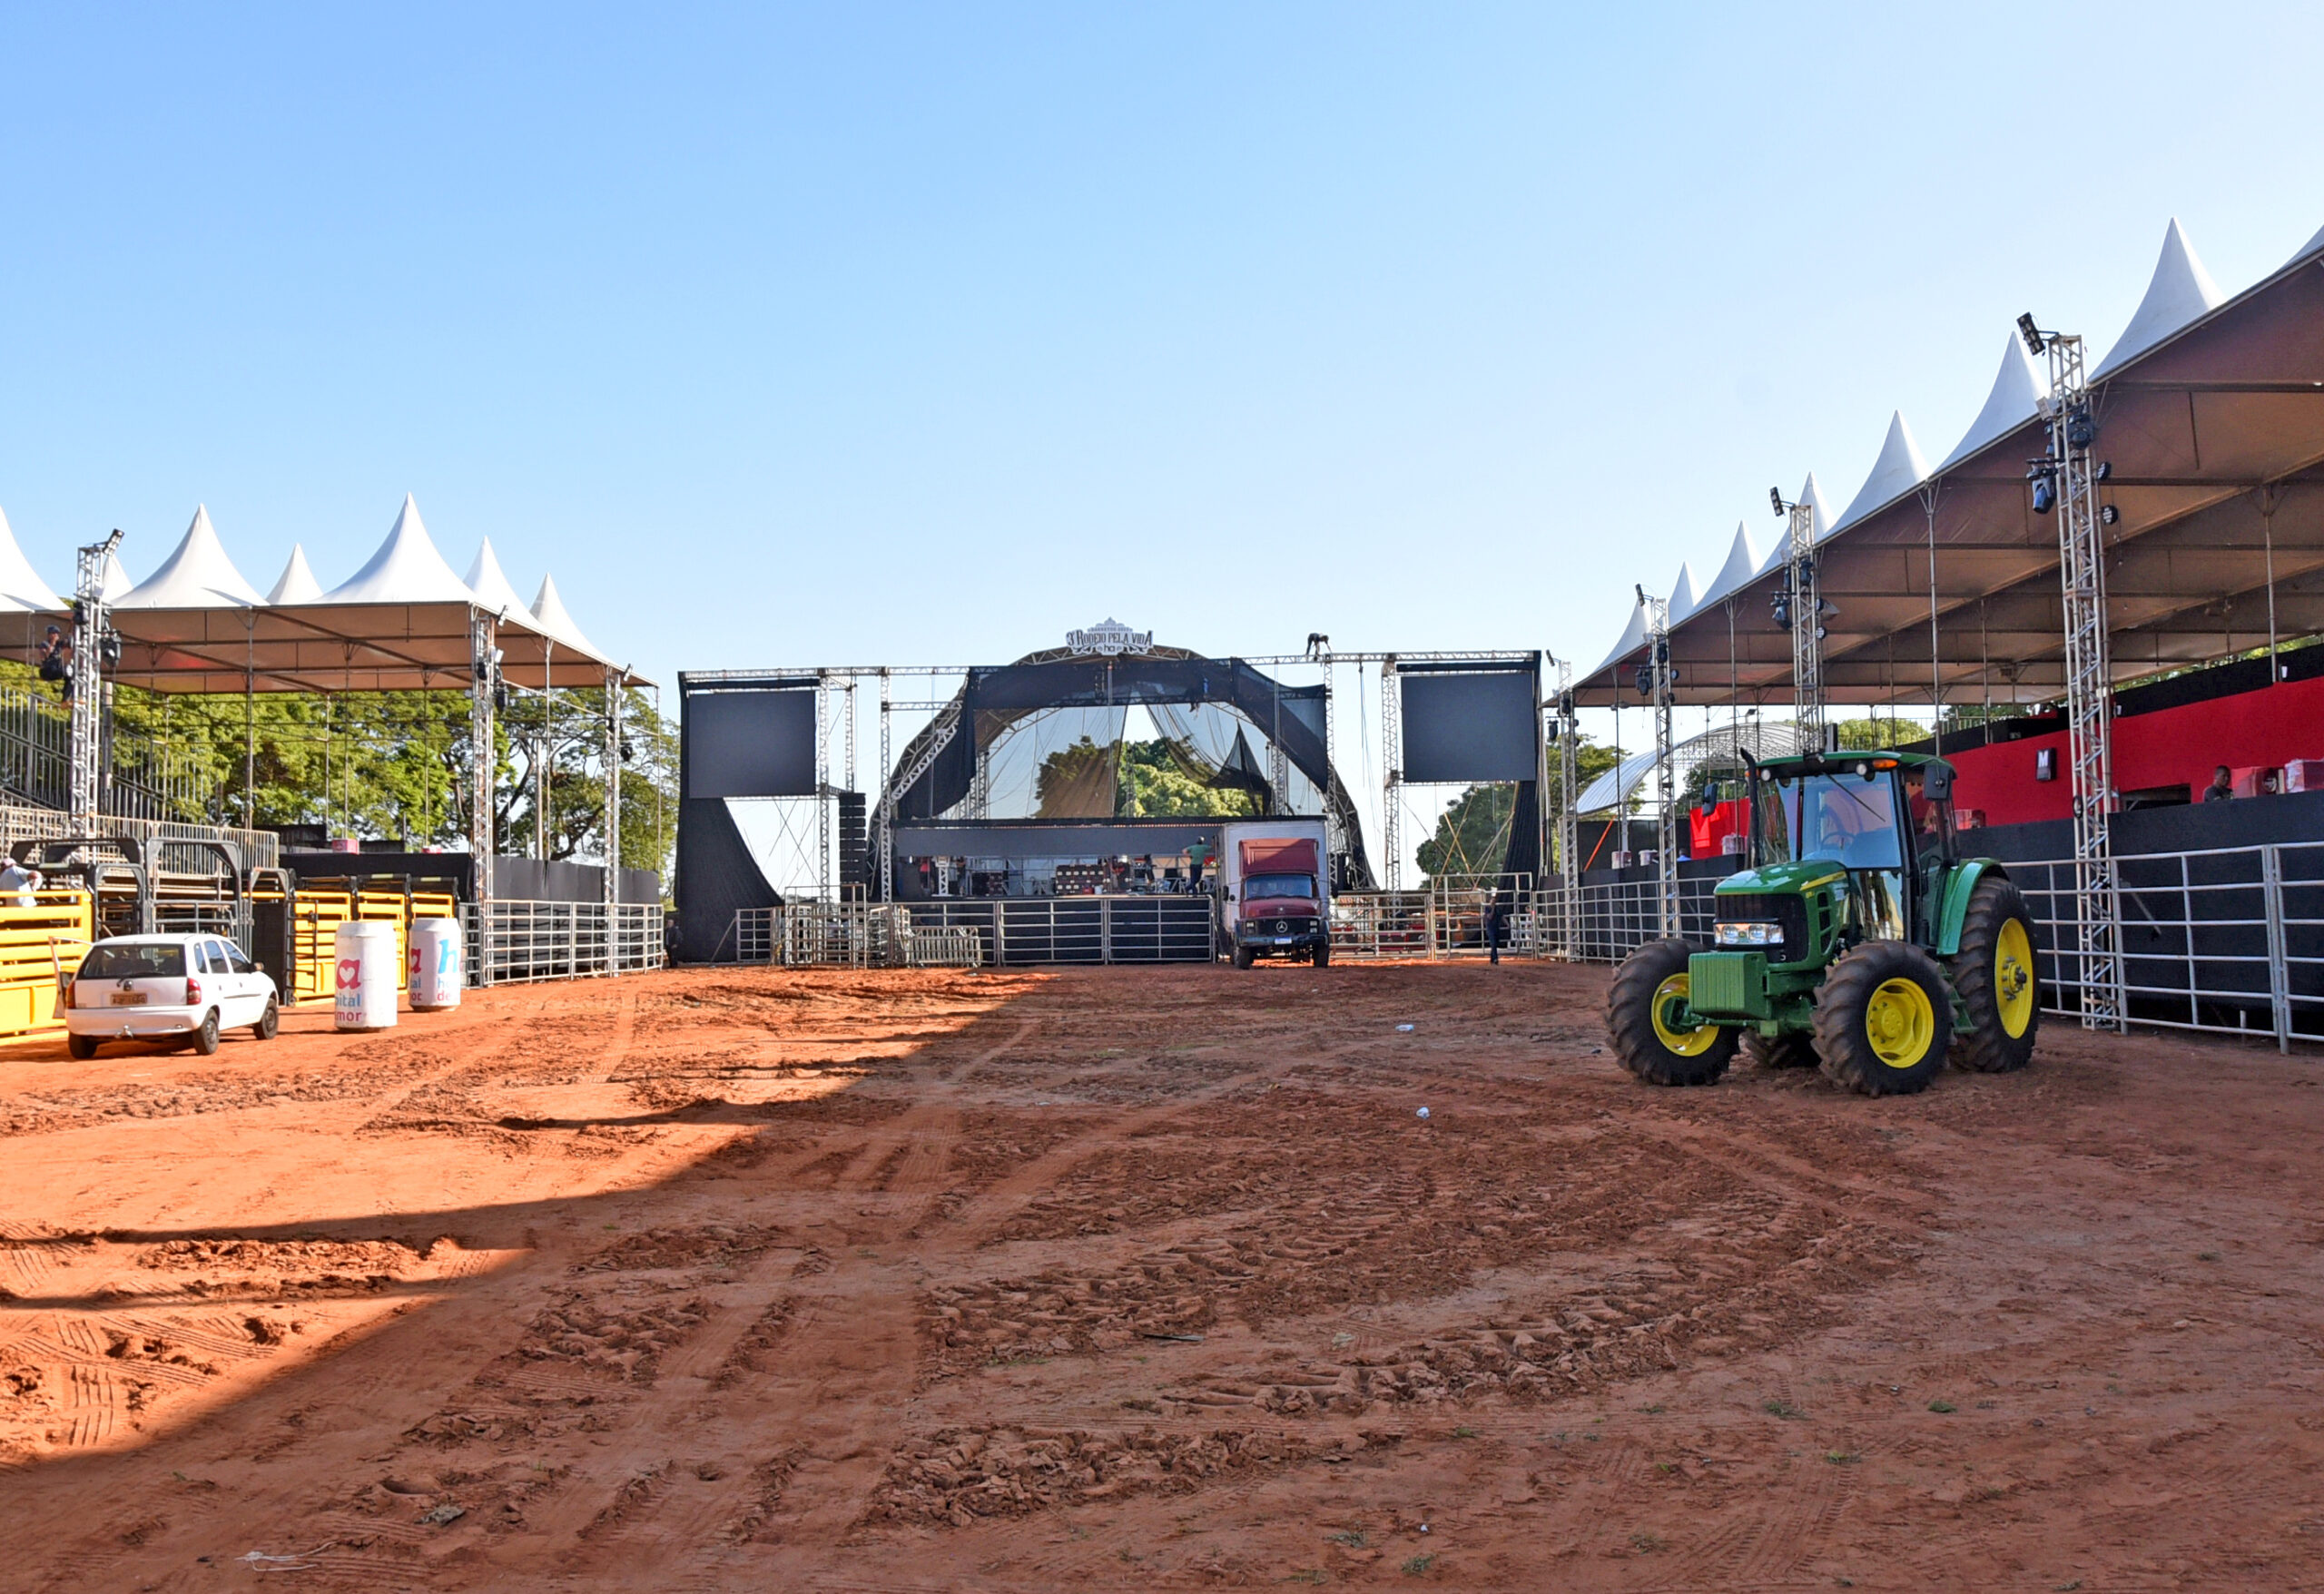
left=1607, top=750, right=2040, bottom=1096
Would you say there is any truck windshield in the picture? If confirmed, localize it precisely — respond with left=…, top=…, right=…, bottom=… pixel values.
left=1244, top=872, right=1316, bottom=900
left=1758, top=771, right=1903, bottom=871
left=79, top=942, right=186, bottom=979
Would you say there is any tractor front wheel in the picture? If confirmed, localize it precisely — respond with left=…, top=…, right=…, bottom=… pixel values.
left=1813, top=940, right=1951, bottom=1097
left=1949, top=877, right=2040, bottom=1073
left=1608, top=938, right=1736, bottom=1087
left=1742, top=1029, right=1818, bottom=1070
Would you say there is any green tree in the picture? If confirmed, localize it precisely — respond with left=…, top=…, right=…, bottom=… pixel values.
left=1115, top=740, right=1255, bottom=818
left=1416, top=783, right=1516, bottom=881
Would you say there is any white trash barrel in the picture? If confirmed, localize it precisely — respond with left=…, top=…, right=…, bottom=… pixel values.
left=409, top=916, right=464, bottom=1011
left=334, top=920, right=400, bottom=1031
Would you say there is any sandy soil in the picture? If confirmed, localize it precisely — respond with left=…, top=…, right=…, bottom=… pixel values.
left=0, top=961, right=2317, bottom=1591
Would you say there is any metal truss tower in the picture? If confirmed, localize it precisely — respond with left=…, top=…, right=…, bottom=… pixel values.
left=67, top=531, right=123, bottom=828
left=1552, top=657, right=1578, bottom=958
left=602, top=666, right=622, bottom=926
left=2024, top=317, right=2122, bottom=1030
left=1378, top=657, right=1402, bottom=890
left=1640, top=588, right=1680, bottom=937
left=877, top=672, right=893, bottom=910
left=469, top=609, right=499, bottom=984
left=1772, top=492, right=1824, bottom=751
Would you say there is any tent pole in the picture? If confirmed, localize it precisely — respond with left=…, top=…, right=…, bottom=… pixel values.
left=603, top=665, right=622, bottom=971
left=244, top=614, right=256, bottom=829
left=1922, top=484, right=1943, bottom=756
left=470, top=608, right=497, bottom=987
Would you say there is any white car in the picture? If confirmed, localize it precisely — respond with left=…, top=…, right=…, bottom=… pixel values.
left=64, top=933, right=281, bottom=1059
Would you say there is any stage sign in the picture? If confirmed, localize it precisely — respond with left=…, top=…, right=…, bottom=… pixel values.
left=685, top=686, right=818, bottom=798
left=1401, top=670, right=1539, bottom=784
left=1067, top=619, right=1153, bottom=656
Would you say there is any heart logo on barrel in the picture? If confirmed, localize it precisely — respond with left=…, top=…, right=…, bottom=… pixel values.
left=336, top=959, right=361, bottom=989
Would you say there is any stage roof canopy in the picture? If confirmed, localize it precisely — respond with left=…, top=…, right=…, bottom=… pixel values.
left=1576, top=217, right=2324, bottom=708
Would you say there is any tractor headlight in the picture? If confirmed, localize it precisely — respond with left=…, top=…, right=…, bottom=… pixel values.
left=1715, top=920, right=1783, bottom=948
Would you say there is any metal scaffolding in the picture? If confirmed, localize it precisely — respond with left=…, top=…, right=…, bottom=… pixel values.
left=1773, top=490, right=1824, bottom=751
left=1639, top=587, right=1680, bottom=937
left=66, top=530, right=123, bottom=829
left=468, top=608, right=499, bottom=984
left=1378, top=656, right=1402, bottom=890
left=2024, top=315, right=2124, bottom=1030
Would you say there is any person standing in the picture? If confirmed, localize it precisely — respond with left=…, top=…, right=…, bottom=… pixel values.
left=0, top=858, right=43, bottom=909
left=2203, top=765, right=2234, bottom=803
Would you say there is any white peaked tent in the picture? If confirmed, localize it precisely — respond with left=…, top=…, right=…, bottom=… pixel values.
left=464, top=537, right=531, bottom=617
left=2289, top=220, right=2324, bottom=268
left=115, top=506, right=265, bottom=609
left=1666, top=561, right=1703, bottom=625
left=1799, top=472, right=1842, bottom=542
left=1696, top=522, right=1764, bottom=611
left=0, top=507, right=65, bottom=613
left=267, top=545, right=322, bottom=605
left=1940, top=332, right=2047, bottom=470
left=1831, top=412, right=1932, bottom=532
left=1586, top=596, right=1652, bottom=684
left=528, top=573, right=606, bottom=663
left=321, top=494, right=477, bottom=605
left=2093, top=217, right=2223, bottom=379
left=99, top=549, right=133, bottom=603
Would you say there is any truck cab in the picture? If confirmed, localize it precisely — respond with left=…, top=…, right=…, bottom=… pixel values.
left=1216, top=818, right=1331, bottom=969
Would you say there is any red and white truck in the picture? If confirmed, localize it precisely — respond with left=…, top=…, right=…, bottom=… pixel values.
left=1216, top=818, right=1332, bottom=969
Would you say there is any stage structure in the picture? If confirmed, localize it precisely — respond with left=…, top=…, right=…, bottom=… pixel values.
left=675, top=628, right=1551, bottom=963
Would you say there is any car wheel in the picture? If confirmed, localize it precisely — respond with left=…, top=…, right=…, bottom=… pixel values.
left=66, top=1034, right=98, bottom=1060
left=252, top=998, right=280, bottom=1040
left=190, top=1009, right=222, bottom=1056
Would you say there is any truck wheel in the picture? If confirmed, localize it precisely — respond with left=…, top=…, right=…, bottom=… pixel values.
left=1312, top=942, right=1331, bottom=968
left=1607, top=938, right=1735, bottom=1087
left=1742, top=1030, right=1818, bottom=1069
left=66, top=1034, right=98, bottom=1060
left=1232, top=946, right=1256, bottom=970
left=1814, top=941, right=1951, bottom=1097
left=1949, top=877, right=2039, bottom=1073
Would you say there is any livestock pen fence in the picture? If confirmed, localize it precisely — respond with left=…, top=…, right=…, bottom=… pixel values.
left=726, top=841, right=2324, bottom=1050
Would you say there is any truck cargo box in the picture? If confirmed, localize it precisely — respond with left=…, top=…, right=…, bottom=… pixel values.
left=1239, top=837, right=1319, bottom=876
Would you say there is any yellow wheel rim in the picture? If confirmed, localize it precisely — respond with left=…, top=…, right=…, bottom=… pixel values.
left=1649, top=972, right=1718, bottom=1057
left=1864, top=977, right=1937, bottom=1069
left=1995, top=917, right=2034, bottom=1038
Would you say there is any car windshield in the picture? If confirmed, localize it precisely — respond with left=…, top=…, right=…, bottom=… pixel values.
left=1758, top=771, right=1904, bottom=871
left=1244, top=872, right=1316, bottom=900
left=79, top=942, right=186, bottom=980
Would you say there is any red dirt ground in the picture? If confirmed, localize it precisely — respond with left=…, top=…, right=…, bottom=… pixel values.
left=0, top=961, right=2318, bottom=1590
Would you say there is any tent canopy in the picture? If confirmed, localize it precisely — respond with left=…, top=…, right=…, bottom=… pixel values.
left=1579, top=217, right=2324, bottom=707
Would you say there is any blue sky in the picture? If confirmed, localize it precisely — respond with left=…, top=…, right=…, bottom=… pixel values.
left=4, top=3, right=2321, bottom=701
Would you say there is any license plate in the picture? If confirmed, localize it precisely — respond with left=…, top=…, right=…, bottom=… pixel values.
left=109, top=992, right=146, bottom=1007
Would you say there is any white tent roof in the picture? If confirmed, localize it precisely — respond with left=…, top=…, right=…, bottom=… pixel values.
left=2093, top=217, right=2224, bottom=379
left=99, top=549, right=133, bottom=603
left=267, top=545, right=322, bottom=605
left=463, top=537, right=531, bottom=618
left=115, top=505, right=265, bottom=609
left=1800, top=471, right=1841, bottom=543
left=1941, top=332, right=2047, bottom=470
left=1587, top=595, right=1652, bottom=682
left=321, top=494, right=477, bottom=605
left=1831, top=411, right=1932, bottom=532
left=2288, top=218, right=2324, bottom=269
left=0, top=507, right=64, bottom=613
left=1696, top=522, right=1764, bottom=610
left=1667, top=561, right=1703, bottom=625
left=528, top=572, right=605, bottom=662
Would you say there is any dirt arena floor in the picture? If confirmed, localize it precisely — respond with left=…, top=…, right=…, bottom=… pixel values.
left=0, top=961, right=2318, bottom=1590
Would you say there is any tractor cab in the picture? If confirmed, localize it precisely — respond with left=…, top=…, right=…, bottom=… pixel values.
left=1728, top=753, right=1953, bottom=951
left=1604, top=749, right=2040, bottom=1097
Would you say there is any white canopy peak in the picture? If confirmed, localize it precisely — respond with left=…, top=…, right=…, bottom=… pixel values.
left=116, top=504, right=265, bottom=609
left=268, top=544, right=323, bottom=605
left=2093, top=216, right=2224, bottom=379
left=322, top=493, right=476, bottom=605
left=464, top=536, right=530, bottom=618
left=1832, top=411, right=1932, bottom=532
left=0, top=506, right=64, bottom=614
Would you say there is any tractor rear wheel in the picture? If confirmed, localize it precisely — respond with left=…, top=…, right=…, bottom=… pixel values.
left=1949, top=877, right=2040, bottom=1073
left=1608, top=938, right=1736, bottom=1087
left=1813, top=940, right=1951, bottom=1097
left=1742, top=1029, right=1818, bottom=1070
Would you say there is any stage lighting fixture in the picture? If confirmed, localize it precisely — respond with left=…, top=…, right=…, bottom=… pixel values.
left=2066, top=408, right=2098, bottom=450
left=2094, top=460, right=2112, bottom=481
left=1769, top=487, right=1785, bottom=517
left=1771, top=600, right=1792, bottom=632
left=619, top=738, right=635, bottom=763
left=2017, top=312, right=2043, bottom=356
left=2100, top=504, right=2120, bottom=526
left=2031, top=477, right=2057, bottom=515
left=1634, top=665, right=1653, bottom=699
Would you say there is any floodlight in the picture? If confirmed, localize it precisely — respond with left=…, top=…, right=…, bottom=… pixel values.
left=2016, top=313, right=2043, bottom=356
left=2100, top=504, right=2120, bottom=526
left=2094, top=460, right=2112, bottom=482
left=1769, top=487, right=1785, bottom=517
